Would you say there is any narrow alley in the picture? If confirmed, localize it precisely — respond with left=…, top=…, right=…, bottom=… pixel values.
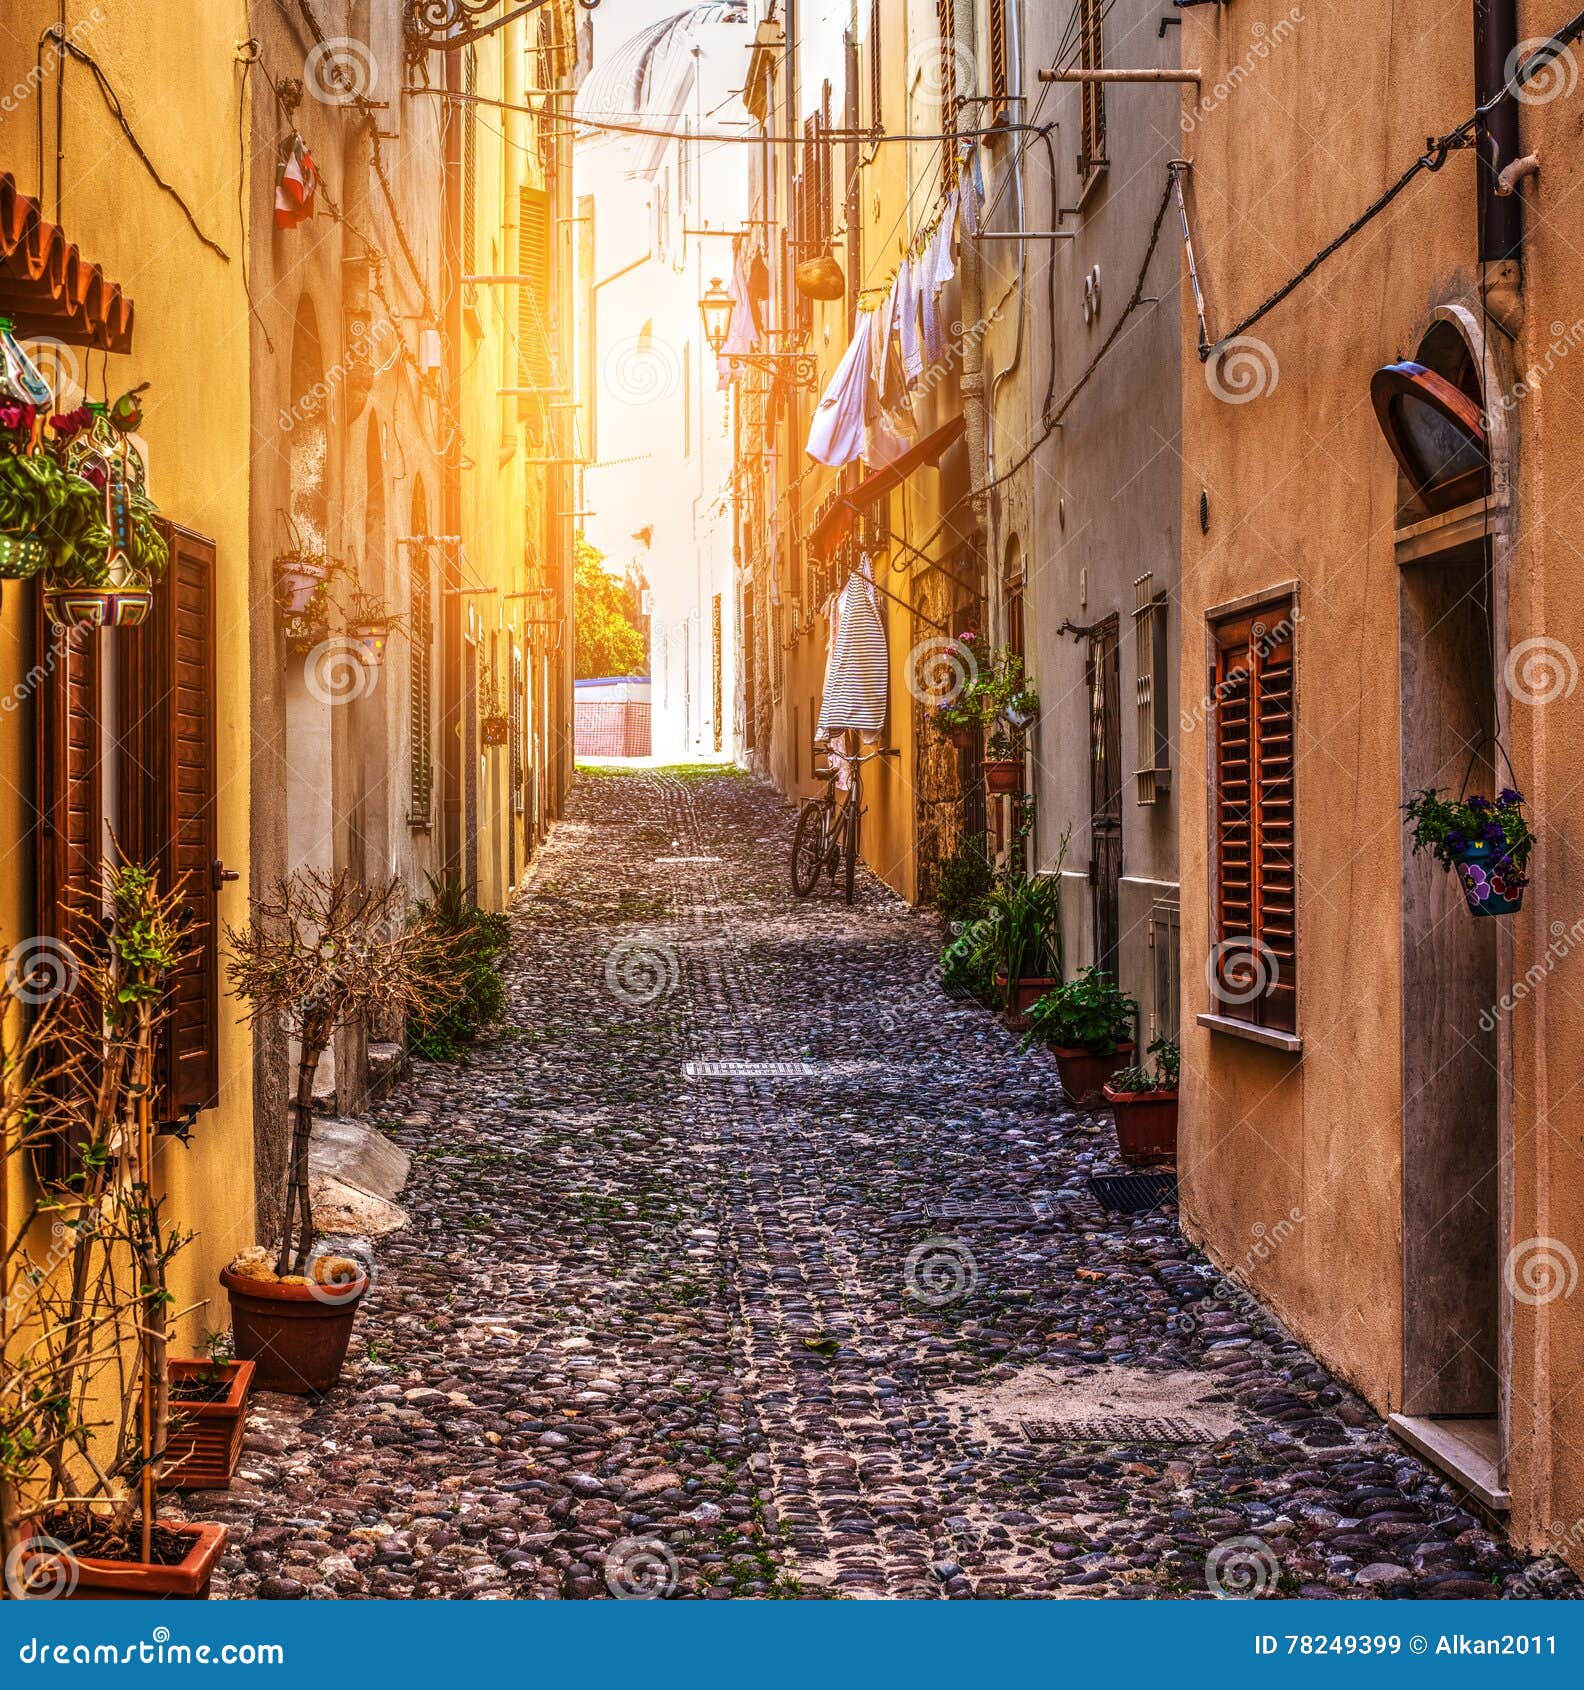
left=193, top=771, right=1572, bottom=1602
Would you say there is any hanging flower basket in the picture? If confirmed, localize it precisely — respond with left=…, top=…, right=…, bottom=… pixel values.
left=273, top=552, right=329, bottom=617
left=348, top=620, right=392, bottom=665
left=983, top=756, right=1020, bottom=794
left=1405, top=764, right=1532, bottom=922
left=1454, top=839, right=1525, bottom=917
left=0, top=530, right=48, bottom=579
left=481, top=713, right=510, bottom=748
left=44, top=583, right=152, bottom=629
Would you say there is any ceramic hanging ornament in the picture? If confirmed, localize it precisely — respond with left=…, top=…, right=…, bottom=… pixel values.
left=46, top=399, right=155, bottom=629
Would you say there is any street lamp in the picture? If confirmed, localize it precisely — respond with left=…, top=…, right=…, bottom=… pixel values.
left=698, top=276, right=733, bottom=357
left=697, top=276, right=819, bottom=390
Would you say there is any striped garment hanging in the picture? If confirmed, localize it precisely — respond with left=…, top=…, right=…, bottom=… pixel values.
left=816, top=556, right=888, bottom=743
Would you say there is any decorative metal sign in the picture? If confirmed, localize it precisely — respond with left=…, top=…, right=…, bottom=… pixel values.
left=403, top=0, right=601, bottom=64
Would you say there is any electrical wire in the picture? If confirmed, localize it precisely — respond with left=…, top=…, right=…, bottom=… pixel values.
left=35, top=27, right=230, bottom=260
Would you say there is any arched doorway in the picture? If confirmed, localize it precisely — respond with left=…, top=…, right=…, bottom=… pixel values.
left=1389, top=305, right=1511, bottom=1506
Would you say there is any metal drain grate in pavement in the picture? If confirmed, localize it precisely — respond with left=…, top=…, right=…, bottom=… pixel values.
left=1087, top=1172, right=1177, bottom=1214
left=683, top=1059, right=818, bottom=1079
left=1019, top=1415, right=1211, bottom=1445
left=925, top=1196, right=1053, bottom=1222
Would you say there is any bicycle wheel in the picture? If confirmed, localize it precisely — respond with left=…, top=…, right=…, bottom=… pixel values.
left=791, top=801, right=828, bottom=897
left=843, top=793, right=860, bottom=905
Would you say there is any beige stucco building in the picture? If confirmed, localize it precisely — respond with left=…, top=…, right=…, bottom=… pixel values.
left=1176, top=0, right=1583, bottom=1568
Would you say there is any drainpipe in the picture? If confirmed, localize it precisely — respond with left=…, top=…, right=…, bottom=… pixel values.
left=1475, top=0, right=1525, bottom=337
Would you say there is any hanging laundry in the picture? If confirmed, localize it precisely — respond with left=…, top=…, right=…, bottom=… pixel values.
left=274, top=134, right=320, bottom=231
left=918, top=189, right=958, bottom=363
left=717, top=240, right=761, bottom=388
left=815, top=554, right=888, bottom=743
left=806, top=312, right=873, bottom=469
left=896, top=252, right=924, bottom=388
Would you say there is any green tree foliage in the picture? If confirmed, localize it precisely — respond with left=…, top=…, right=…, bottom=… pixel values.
left=574, top=532, right=647, bottom=680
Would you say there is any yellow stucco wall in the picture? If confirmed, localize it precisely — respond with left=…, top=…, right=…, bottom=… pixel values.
left=0, top=2, right=255, bottom=1369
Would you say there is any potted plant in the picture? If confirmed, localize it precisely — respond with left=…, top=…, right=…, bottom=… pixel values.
left=223, top=871, right=461, bottom=1392
left=1103, top=1038, right=1180, bottom=1166
left=342, top=586, right=403, bottom=667
left=42, top=395, right=168, bottom=629
left=934, top=833, right=994, bottom=927
left=927, top=630, right=981, bottom=748
left=1405, top=784, right=1533, bottom=917
left=1023, top=965, right=1139, bottom=1103
left=984, top=870, right=1066, bottom=1022
left=983, top=718, right=1025, bottom=794
left=6, top=858, right=227, bottom=1598
left=162, top=1334, right=256, bottom=1493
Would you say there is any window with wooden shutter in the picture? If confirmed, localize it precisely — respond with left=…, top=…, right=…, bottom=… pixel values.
left=1209, top=601, right=1297, bottom=1033
left=463, top=46, right=479, bottom=281
left=868, top=0, right=882, bottom=130
left=1078, top=0, right=1107, bottom=178
left=937, top=0, right=958, bottom=187
left=33, top=601, right=102, bottom=1041
left=409, top=543, right=434, bottom=826
left=988, top=0, right=1009, bottom=123
left=118, top=522, right=222, bottom=1121
left=517, top=186, right=552, bottom=424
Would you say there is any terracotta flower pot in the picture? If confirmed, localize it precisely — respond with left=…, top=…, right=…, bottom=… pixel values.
left=220, top=1266, right=368, bottom=1395
left=1103, top=1084, right=1179, bottom=1167
left=983, top=756, right=1021, bottom=794
left=163, top=1359, right=256, bottom=1490
left=19, top=1520, right=227, bottom=1601
left=939, top=723, right=974, bottom=750
left=1050, top=1040, right=1136, bottom=1105
left=995, top=973, right=1058, bottom=1028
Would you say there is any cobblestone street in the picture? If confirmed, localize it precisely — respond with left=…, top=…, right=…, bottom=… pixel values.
left=193, top=769, right=1576, bottom=1601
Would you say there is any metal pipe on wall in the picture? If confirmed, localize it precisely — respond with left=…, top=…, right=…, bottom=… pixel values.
left=1474, top=0, right=1525, bottom=334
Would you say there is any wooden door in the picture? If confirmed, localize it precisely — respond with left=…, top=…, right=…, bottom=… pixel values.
left=1087, top=616, right=1122, bottom=978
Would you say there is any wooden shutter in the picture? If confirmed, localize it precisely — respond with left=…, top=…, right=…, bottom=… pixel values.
left=120, top=522, right=221, bottom=1119
left=409, top=544, right=434, bottom=825
left=1079, top=0, right=1107, bottom=175
left=34, top=599, right=103, bottom=1015
left=868, top=0, right=882, bottom=129
left=937, top=0, right=958, bottom=185
left=1210, top=603, right=1297, bottom=1032
left=988, top=0, right=1008, bottom=123
left=518, top=186, right=553, bottom=412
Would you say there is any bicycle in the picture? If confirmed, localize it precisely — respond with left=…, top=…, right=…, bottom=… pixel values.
left=790, top=739, right=880, bottom=905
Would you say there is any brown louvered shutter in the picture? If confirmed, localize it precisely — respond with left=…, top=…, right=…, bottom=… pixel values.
left=1210, top=604, right=1297, bottom=1032
left=409, top=544, right=434, bottom=825
left=34, top=602, right=102, bottom=1014
left=518, top=186, right=553, bottom=422
left=937, top=0, right=958, bottom=186
left=988, top=0, right=1008, bottom=122
left=120, top=522, right=221, bottom=1119
left=868, top=0, right=882, bottom=129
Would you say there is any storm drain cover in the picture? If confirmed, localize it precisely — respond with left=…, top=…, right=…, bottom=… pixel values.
left=683, top=1059, right=818, bottom=1079
left=1019, top=1415, right=1211, bottom=1445
left=1087, top=1172, right=1177, bottom=1214
left=926, top=1196, right=1052, bottom=1222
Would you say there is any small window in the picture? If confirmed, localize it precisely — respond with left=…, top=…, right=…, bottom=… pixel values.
left=1078, top=0, right=1106, bottom=179
left=1209, top=601, right=1297, bottom=1033
left=1133, top=572, right=1171, bottom=804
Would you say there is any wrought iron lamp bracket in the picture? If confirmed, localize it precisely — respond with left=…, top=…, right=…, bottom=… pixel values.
left=725, top=350, right=819, bottom=391
left=404, top=0, right=601, bottom=65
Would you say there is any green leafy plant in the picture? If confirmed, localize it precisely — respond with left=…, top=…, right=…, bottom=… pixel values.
left=1404, top=785, right=1533, bottom=886
left=0, top=448, right=102, bottom=574
left=574, top=531, right=646, bottom=679
left=935, top=833, right=994, bottom=925
left=981, top=871, right=1065, bottom=993
left=1022, top=966, right=1138, bottom=1054
left=407, top=874, right=510, bottom=1062
left=933, top=640, right=1039, bottom=745
left=1107, top=1037, right=1179, bottom=1094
